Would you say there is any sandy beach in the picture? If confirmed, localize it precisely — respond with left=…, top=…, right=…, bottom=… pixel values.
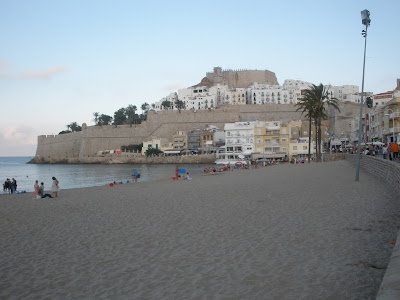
left=1, top=160, right=399, bottom=299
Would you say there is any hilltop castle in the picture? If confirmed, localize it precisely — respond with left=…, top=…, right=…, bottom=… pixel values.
left=196, top=67, right=279, bottom=89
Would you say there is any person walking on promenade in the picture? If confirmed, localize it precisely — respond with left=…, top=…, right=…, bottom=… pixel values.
left=34, top=180, right=41, bottom=199
left=392, top=142, right=399, bottom=160
left=383, top=144, right=388, bottom=159
left=388, top=143, right=393, bottom=160
left=51, top=177, right=59, bottom=198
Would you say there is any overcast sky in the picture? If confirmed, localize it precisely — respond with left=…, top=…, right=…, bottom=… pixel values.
left=1, top=0, right=399, bottom=156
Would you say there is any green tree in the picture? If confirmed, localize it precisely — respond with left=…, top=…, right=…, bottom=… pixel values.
left=295, top=93, right=316, bottom=163
left=93, top=112, right=100, bottom=125
left=161, top=100, right=171, bottom=110
left=125, top=105, right=137, bottom=126
left=121, top=143, right=143, bottom=152
left=297, top=84, right=340, bottom=162
left=141, top=102, right=149, bottom=113
left=68, top=122, right=82, bottom=132
left=174, top=99, right=185, bottom=110
left=113, top=108, right=127, bottom=125
left=312, top=84, right=340, bottom=161
left=145, top=147, right=163, bottom=157
left=98, top=114, right=113, bottom=126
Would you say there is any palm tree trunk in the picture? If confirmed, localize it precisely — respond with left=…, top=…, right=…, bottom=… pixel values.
left=308, top=115, right=312, bottom=163
left=318, top=119, right=322, bottom=162
left=315, top=121, right=319, bottom=162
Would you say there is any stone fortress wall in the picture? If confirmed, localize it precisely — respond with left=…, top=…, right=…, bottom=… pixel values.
left=205, top=67, right=279, bottom=88
left=35, top=102, right=363, bottom=162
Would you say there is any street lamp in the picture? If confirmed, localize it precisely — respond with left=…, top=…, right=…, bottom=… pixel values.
left=356, top=9, right=371, bottom=182
left=385, top=109, right=394, bottom=143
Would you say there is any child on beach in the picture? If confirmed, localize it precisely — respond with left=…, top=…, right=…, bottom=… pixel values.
left=132, top=169, right=138, bottom=182
left=39, top=182, right=44, bottom=197
left=34, top=180, right=40, bottom=199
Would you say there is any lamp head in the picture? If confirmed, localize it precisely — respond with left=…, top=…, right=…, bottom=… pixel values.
left=361, top=10, right=371, bottom=26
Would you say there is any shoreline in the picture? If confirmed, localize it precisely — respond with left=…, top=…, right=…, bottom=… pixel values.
left=28, top=154, right=216, bottom=165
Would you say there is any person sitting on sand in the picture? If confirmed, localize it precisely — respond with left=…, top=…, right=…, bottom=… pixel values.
left=183, top=172, right=192, bottom=180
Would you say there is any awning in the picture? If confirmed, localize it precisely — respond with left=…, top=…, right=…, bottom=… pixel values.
left=253, top=153, right=286, bottom=159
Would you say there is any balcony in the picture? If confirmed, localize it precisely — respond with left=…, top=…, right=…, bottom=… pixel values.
left=389, top=112, right=400, bottom=119
left=389, top=126, right=400, bottom=134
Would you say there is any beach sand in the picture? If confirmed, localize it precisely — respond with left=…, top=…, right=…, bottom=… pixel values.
left=1, top=160, right=399, bottom=299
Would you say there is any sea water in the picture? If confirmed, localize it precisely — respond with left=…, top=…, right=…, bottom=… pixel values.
left=0, top=157, right=208, bottom=193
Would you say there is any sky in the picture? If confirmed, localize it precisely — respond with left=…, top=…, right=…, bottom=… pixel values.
left=1, top=0, right=399, bottom=156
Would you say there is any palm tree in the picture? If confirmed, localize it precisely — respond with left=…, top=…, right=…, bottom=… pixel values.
left=93, top=112, right=99, bottom=126
left=313, top=85, right=340, bottom=160
left=126, top=105, right=137, bottom=126
left=141, top=102, right=149, bottom=113
left=297, top=84, right=340, bottom=162
left=295, top=92, right=316, bottom=163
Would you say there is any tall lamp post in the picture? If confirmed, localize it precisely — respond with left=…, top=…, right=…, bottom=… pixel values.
left=355, top=9, right=371, bottom=182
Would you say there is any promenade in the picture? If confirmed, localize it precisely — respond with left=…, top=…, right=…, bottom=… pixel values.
left=0, top=160, right=399, bottom=299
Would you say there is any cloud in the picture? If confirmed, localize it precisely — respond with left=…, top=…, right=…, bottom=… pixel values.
left=0, top=60, right=15, bottom=79
left=1, top=125, right=38, bottom=145
left=0, top=62, right=69, bottom=80
left=163, top=83, right=184, bottom=91
left=0, top=125, right=39, bottom=156
left=21, top=66, right=69, bottom=79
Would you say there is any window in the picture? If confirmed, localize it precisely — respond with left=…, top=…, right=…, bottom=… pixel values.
left=282, top=147, right=287, bottom=151
left=275, top=139, right=279, bottom=143
left=293, top=146, right=297, bottom=150
left=303, top=146, right=307, bottom=150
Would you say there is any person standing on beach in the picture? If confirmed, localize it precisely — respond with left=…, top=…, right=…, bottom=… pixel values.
left=51, top=177, right=59, bottom=198
left=34, top=180, right=40, bottom=199
left=39, top=182, right=44, bottom=197
left=132, top=169, right=138, bottom=182
left=175, top=166, right=179, bottom=179
left=12, top=178, right=17, bottom=193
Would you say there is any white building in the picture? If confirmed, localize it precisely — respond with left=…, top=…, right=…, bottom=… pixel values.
left=224, top=88, right=247, bottom=105
left=224, top=121, right=257, bottom=156
left=373, top=91, right=394, bottom=107
left=153, top=92, right=178, bottom=111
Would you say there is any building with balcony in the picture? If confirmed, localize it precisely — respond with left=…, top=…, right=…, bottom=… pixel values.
left=288, top=138, right=316, bottom=160
left=187, top=129, right=202, bottom=151
left=225, top=121, right=257, bottom=156
left=383, top=91, right=400, bottom=143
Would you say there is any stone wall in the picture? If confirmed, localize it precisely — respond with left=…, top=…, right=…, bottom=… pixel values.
left=36, top=132, right=82, bottom=160
left=35, top=102, right=366, bottom=162
left=345, top=155, right=400, bottom=186
left=205, top=67, right=279, bottom=88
